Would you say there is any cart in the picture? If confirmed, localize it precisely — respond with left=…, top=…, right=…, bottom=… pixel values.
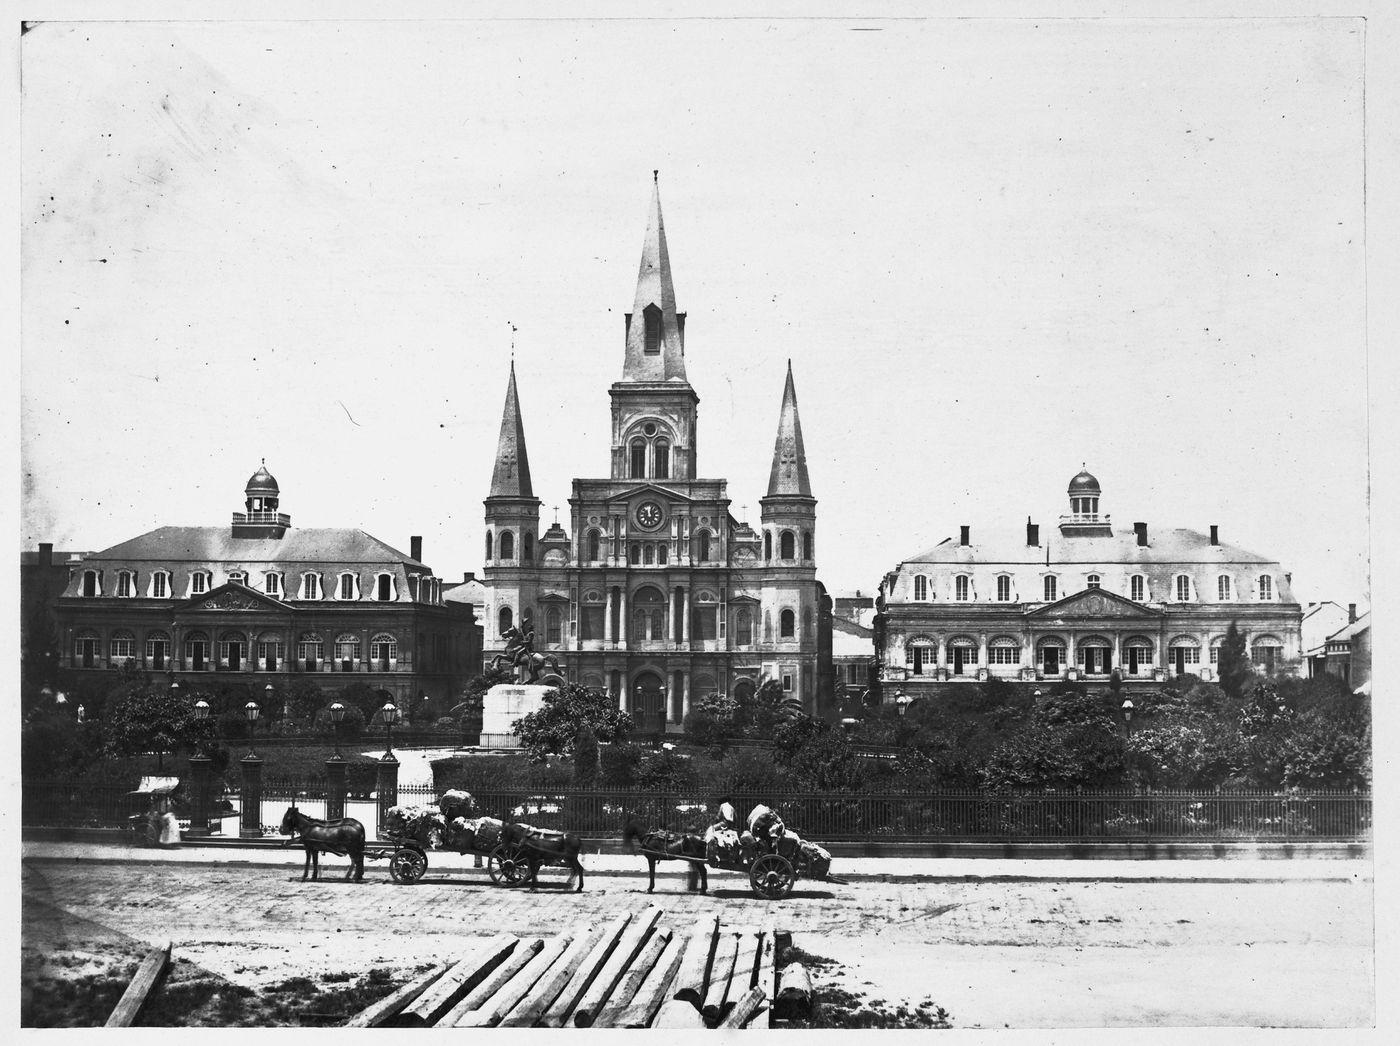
left=376, top=816, right=534, bottom=886
left=639, top=836, right=848, bottom=899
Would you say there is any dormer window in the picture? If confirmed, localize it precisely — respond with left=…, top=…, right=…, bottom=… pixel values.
left=1176, top=575, right=1192, bottom=602
left=643, top=303, right=662, bottom=354
left=1130, top=574, right=1145, bottom=602
left=996, top=575, right=1013, bottom=602
left=955, top=575, right=971, bottom=601
left=1258, top=575, right=1274, bottom=601
left=1043, top=575, right=1057, bottom=602
left=913, top=575, right=928, bottom=601
left=301, top=572, right=321, bottom=600
left=1218, top=575, right=1232, bottom=601
left=190, top=571, right=211, bottom=596
left=228, top=571, right=247, bottom=586
left=82, top=570, right=100, bottom=597
left=264, top=572, right=282, bottom=598
left=116, top=570, right=135, bottom=598
left=1086, top=574, right=1101, bottom=590
left=150, top=571, right=170, bottom=598
left=338, top=572, right=358, bottom=600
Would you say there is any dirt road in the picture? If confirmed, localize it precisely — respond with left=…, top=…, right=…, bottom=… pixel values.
left=21, top=855, right=1373, bottom=1028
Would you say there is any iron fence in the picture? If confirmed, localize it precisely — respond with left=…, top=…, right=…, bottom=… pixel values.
left=23, top=780, right=1371, bottom=842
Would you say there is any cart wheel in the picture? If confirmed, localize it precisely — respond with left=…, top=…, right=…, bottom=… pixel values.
left=390, top=847, right=428, bottom=884
left=488, top=845, right=531, bottom=887
left=749, top=853, right=795, bottom=899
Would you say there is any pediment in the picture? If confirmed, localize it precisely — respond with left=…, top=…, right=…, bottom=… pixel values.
left=1026, top=588, right=1161, bottom=620
left=606, top=483, right=697, bottom=505
left=175, top=582, right=289, bottom=613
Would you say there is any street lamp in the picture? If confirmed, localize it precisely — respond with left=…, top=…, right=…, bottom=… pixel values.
left=264, top=683, right=276, bottom=724
left=193, top=698, right=210, bottom=754
left=243, top=700, right=261, bottom=758
left=895, top=691, right=910, bottom=716
left=1121, top=698, right=1135, bottom=736
left=381, top=701, right=400, bottom=757
left=329, top=701, right=346, bottom=759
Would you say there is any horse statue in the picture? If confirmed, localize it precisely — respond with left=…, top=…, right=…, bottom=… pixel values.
left=623, top=815, right=708, bottom=893
left=279, top=805, right=366, bottom=882
left=490, top=625, right=562, bottom=685
left=499, top=821, right=585, bottom=892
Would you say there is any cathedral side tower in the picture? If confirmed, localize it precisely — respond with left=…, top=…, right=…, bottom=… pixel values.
left=483, top=361, right=542, bottom=645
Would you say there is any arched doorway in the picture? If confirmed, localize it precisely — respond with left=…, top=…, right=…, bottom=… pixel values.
left=632, top=671, right=665, bottom=732
left=732, top=679, right=756, bottom=708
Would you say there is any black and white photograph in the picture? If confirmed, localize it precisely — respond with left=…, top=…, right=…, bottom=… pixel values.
left=12, top=0, right=1394, bottom=1033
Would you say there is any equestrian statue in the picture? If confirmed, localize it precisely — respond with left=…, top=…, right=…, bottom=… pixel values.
left=490, top=625, right=561, bottom=685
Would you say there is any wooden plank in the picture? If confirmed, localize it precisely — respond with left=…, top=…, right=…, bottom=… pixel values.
left=453, top=931, right=575, bottom=1028
left=719, top=985, right=768, bottom=1029
left=651, top=996, right=708, bottom=1029
left=437, top=937, right=544, bottom=1027
left=343, top=962, right=449, bottom=1027
left=104, top=940, right=170, bottom=1028
left=537, top=911, right=632, bottom=1028
left=617, top=930, right=688, bottom=1028
left=591, top=923, right=674, bottom=1028
left=751, top=922, right=777, bottom=1029
left=774, top=962, right=813, bottom=1020
left=731, top=926, right=762, bottom=996
left=496, top=921, right=599, bottom=1028
left=700, top=931, right=741, bottom=1026
left=397, top=933, right=516, bottom=1027
left=671, top=913, right=720, bottom=1005
left=571, top=905, right=664, bottom=1027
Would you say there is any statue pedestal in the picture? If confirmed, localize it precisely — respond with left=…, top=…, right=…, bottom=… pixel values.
left=479, top=684, right=551, bottom=748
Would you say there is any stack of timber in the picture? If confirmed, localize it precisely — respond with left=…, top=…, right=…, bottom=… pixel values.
left=344, top=906, right=787, bottom=1029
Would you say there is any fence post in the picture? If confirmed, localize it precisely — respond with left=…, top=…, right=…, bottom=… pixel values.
left=186, top=754, right=212, bottom=837
left=325, top=756, right=347, bottom=822
left=239, top=756, right=264, bottom=838
left=376, top=754, right=399, bottom=837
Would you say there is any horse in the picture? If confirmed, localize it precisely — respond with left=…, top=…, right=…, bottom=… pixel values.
left=499, top=821, right=585, bottom=892
left=279, top=806, right=366, bottom=882
left=622, top=815, right=708, bottom=893
left=489, top=647, right=562, bottom=684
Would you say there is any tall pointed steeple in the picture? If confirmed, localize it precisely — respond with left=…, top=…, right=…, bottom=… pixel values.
left=621, top=172, right=688, bottom=383
left=489, top=361, right=534, bottom=497
left=766, top=361, right=813, bottom=497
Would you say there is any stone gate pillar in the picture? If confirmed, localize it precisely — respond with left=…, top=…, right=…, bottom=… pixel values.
left=239, top=756, right=264, bottom=838
left=325, top=756, right=347, bottom=822
left=376, top=754, right=399, bottom=837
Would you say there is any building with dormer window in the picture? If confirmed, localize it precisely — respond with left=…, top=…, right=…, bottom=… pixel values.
left=876, top=468, right=1302, bottom=697
left=52, top=464, right=481, bottom=706
left=479, top=177, right=830, bottom=728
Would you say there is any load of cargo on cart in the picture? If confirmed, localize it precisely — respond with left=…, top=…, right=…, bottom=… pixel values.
left=381, top=790, right=585, bottom=890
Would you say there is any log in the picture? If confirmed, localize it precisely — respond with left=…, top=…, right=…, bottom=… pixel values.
left=537, top=912, right=632, bottom=1028
left=671, top=913, right=720, bottom=1005
left=397, top=933, right=516, bottom=1027
left=438, top=937, right=544, bottom=1026
left=571, top=905, right=664, bottom=1027
left=454, top=931, right=575, bottom=1028
left=651, top=997, right=708, bottom=1029
left=343, top=962, right=448, bottom=1027
left=755, top=922, right=777, bottom=1004
left=731, top=926, right=762, bottom=996
left=497, top=921, right=599, bottom=1028
left=773, top=962, right=813, bottom=1020
left=105, top=940, right=170, bottom=1027
left=617, top=930, right=688, bottom=1028
left=719, top=985, right=768, bottom=1029
left=700, top=932, right=741, bottom=1025
left=591, top=923, right=674, bottom=1028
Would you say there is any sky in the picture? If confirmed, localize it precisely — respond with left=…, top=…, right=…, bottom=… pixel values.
left=18, top=12, right=1373, bottom=606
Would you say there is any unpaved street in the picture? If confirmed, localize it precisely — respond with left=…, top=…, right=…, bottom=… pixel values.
left=21, top=853, right=1373, bottom=1028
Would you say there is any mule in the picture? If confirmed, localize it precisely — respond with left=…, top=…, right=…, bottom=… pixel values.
left=499, top=821, right=585, bottom=892
left=279, top=806, right=366, bottom=882
left=622, top=815, right=708, bottom=893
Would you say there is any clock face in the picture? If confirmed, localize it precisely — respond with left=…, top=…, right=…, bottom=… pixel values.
left=635, top=501, right=664, bottom=530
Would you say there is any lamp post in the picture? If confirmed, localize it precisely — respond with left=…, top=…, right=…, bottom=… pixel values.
left=1121, top=698, right=1135, bottom=737
left=380, top=701, right=400, bottom=757
left=239, top=700, right=264, bottom=839
left=376, top=702, right=401, bottom=837
left=326, top=701, right=348, bottom=821
left=329, top=701, right=346, bottom=759
left=895, top=690, right=909, bottom=716
left=188, top=698, right=212, bottom=837
left=243, top=700, right=261, bottom=758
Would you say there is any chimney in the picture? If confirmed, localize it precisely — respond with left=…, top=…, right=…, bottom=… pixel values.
left=1134, top=522, right=1148, bottom=547
left=960, top=525, right=970, bottom=546
left=410, top=535, right=422, bottom=561
left=1209, top=525, right=1219, bottom=545
left=39, top=542, right=53, bottom=567
left=1026, top=519, right=1039, bottom=547
left=1349, top=603, right=1357, bottom=623
left=463, top=571, right=476, bottom=583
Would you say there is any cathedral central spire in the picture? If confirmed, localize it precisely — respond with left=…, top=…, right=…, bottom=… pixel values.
left=622, top=174, right=688, bottom=383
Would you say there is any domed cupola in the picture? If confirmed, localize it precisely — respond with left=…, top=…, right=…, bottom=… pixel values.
left=233, top=460, right=290, bottom=539
left=1059, top=464, right=1111, bottom=537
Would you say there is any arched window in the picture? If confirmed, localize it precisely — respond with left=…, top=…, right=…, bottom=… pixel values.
left=1130, top=574, right=1145, bottom=602
left=630, top=440, right=646, bottom=478
left=499, top=531, right=515, bottom=560
left=631, top=587, right=666, bottom=642
left=657, top=544, right=668, bottom=565
left=185, top=630, right=210, bottom=671
left=643, top=544, right=655, bottom=565
left=300, top=572, right=322, bottom=600
left=150, top=571, right=170, bottom=598
left=1210, top=635, right=1225, bottom=665
left=256, top=630, right=282, bottom=671
left=82, top=570, right=99, bottom=597
left=996, top=575, right=1013, bottom=602
left=116, top=570, right=135, bottom=598
left=630, top=543, right=642, bottom=565
left=264, top=572, right=282, bottom=598
left=1044, top=575, right=1057, bottom=602
left=913, top=575, right=928, bottom=601
left=1176, top=574, right=1192, bottom=601
left=1258, top=575, right=1274, bottom=601
left=803, top=531, right=813, bottom=560
left=298, top=632, right=323, bottom=671
left=780, top=531, right=796, bottom=560
left=643, top=302, right=662, bottom=355
left=1252, top=634, right=1284, bottom=670
left=334, top=633, right=359, bottom=669
left=735, top=608, right=753, bottom=646
left=338, top=572, right=358, bottom=600
left=145, top=630, right=171, bottom=670
left=780, top=609, right=796, bottom=638
left=545, top=606, right=562, bottom=645
left=1125, top=638, right=1154, bottom=675
left=485, top=531, right=493, bottom=560
left=498, top=606, right=513, bottom=635
left=588, top=529, right=602, bottom=561
left=1169, top=635, right=1202, bottom=675
left=764, top=532, right=772, bottom=560
left=949, top=636, right=978, bottom=675
left=955, top=575, right=970, bottom=601
left=697, top=530, right=711, bottom=562
left=989, top=636, right=1021, bottom=665
left=907, top=638, right=936, bottom=675
left=1086, top=574, right=1101, bottom=590
left=1218, top=574, right=1232, bottom=601
left=370, top=632, right=397, bottom=669
left=109, top=630, right=136, bottom=665
left=523, top=532, right=534, bottom=563
left=654, top=439, right=670, bottom=480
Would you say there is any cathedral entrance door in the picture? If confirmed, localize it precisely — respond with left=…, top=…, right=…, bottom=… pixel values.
left=631, top=671, right=665, bottom=732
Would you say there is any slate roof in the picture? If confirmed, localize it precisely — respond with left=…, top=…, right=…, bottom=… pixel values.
left=901, top=526, right=1279, bottom=567
left=86, top=526, right=425, bottom=567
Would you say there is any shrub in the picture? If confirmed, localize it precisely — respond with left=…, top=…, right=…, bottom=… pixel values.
left=573, top=726, right=599, bottom=786
left=600, top=742, right=643, bottom=787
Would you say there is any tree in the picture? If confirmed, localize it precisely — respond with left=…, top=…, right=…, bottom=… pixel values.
left=104, top=683, right=213, bottom=769
left=572, top=725, right=599, bottom=786
left=513, top=684, right=633, bottom=761
left=1216, top=621, right=1253, bottom=700
left=684, top=693, right=736, bottom=749
left=733, top=680, right=804, bottom=737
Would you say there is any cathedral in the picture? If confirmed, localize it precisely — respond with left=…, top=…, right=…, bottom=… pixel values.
left=479, top=178, right=828, bottom=730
